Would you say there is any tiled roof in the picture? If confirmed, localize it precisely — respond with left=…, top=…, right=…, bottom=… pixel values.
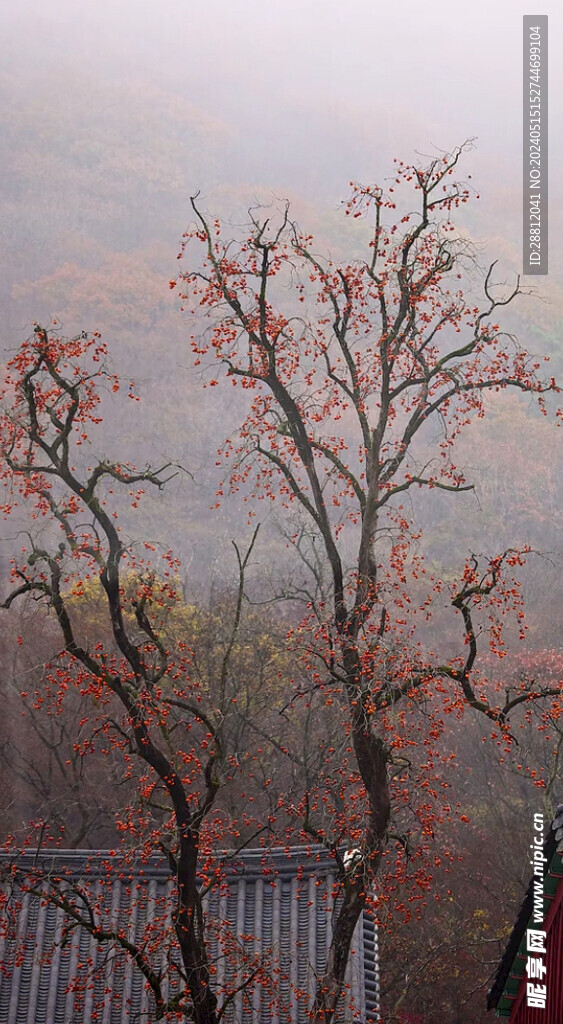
left=0, top=847, right=380, bottom=1024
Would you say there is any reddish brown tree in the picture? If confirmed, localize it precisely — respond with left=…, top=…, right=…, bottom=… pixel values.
left=0, top=327, right=366, bottom=1023
left=1, top=146, right=561, bottom=1024
left=174, top=144, right=562, bottom=1020
left=0, top=329, right=286, bottom=1023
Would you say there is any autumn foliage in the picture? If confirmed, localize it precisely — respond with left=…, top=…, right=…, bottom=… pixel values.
left=1, top=146, right=562, bottom=1023
left=174, top=144, right=561, bottom=1018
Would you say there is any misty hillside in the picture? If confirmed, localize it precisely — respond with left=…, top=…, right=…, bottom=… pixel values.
left=1, top=4, right=562, bottom=1024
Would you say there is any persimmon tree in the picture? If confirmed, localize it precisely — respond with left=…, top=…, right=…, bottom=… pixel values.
left=0, top=328, right=304, bottom=1023
left=0, top=329, right=356, bottom=1023
left=174, top=144, right=562, bottom=1021
left=1, top=146, right=562, bottom=1024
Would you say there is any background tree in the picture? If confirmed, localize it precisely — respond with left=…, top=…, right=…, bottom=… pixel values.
left=175, top=144, right=562, bottom=1021
left=0, top=584, right=296, bottom=849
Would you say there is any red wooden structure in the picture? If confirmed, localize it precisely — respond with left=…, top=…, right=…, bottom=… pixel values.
left=488, top=805, right=563, bottom=1022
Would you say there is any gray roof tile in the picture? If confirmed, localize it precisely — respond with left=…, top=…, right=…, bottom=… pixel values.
left=0, top=848, right=380, bottom=1024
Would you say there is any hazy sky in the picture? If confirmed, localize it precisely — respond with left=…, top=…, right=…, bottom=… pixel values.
left=1, top=0, right=561, bottom=294
left=3, top=0, right=561, bottom=192
left=1, top=1, right=561, bottom=599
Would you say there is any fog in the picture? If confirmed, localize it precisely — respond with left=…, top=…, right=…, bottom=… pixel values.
left=1, top=5, right=562, bottom=1022
left=3, top=0, right=562, bottom=204
left=1, top=0, right=562, bottom=571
